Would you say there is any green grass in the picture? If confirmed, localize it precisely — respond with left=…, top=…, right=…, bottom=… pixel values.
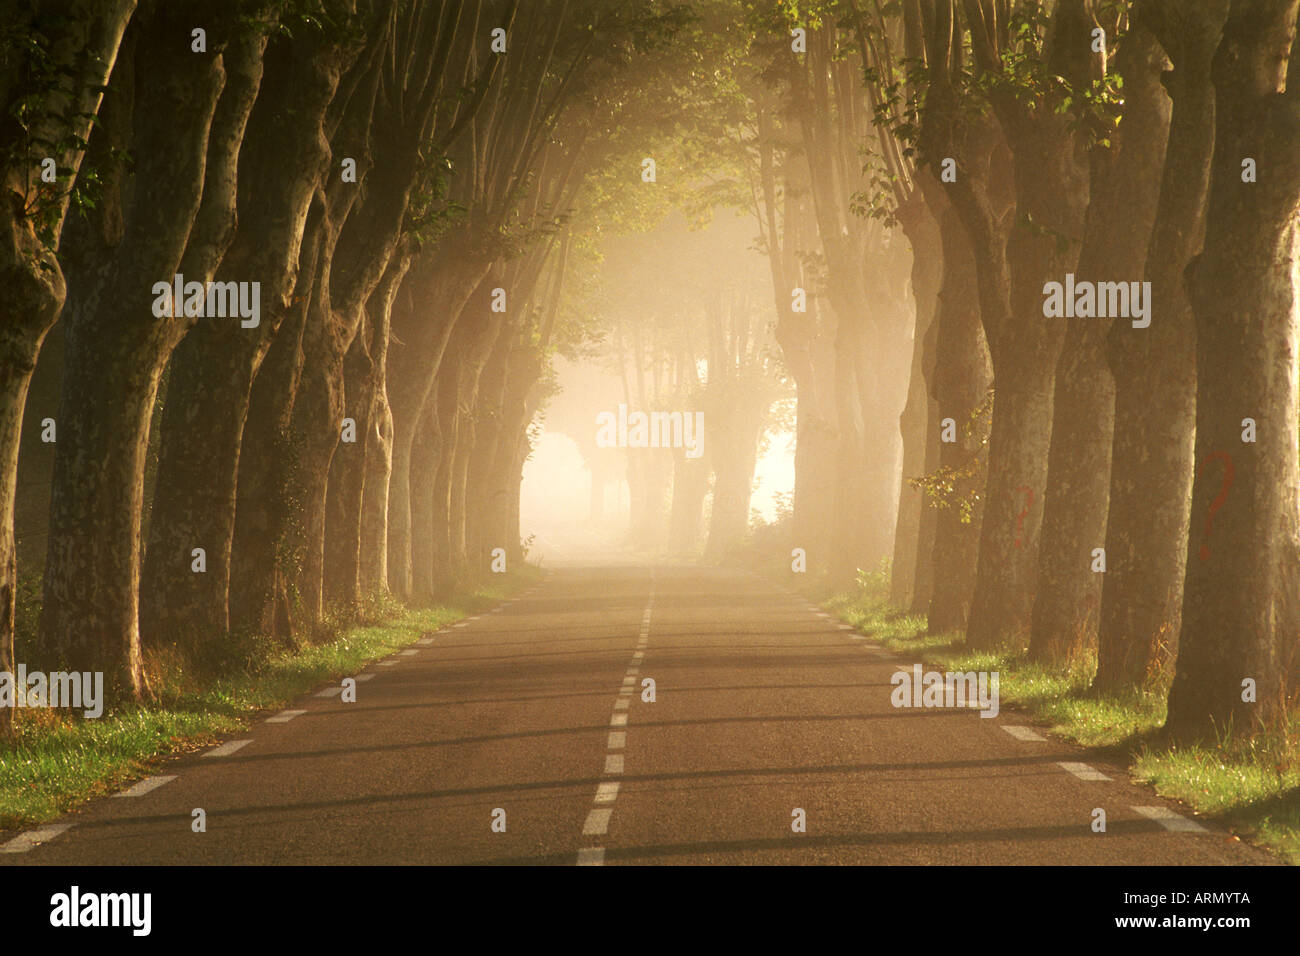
left=0, top=567, right=540, bottom=831
left=815, top=577, right=1300, bottom=865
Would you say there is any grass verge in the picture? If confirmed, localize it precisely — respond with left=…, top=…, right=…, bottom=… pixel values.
left=0, top=566, right=540, bottom=832
left=819, top=578, right=1300, bottom=865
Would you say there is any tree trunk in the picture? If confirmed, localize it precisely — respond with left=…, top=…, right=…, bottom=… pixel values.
left=385, top=238, right=491, bottom=599
left=359, top=253, right=410, bottom=596
left=891, top=207, right=942, bottom=607
left=668, top=448, right=710, bottom=554
left=0, top=0, right=132, bottom=734
left=322, top=311, right=375, bottom=614
left=428, top=345, right=461, bottom=597
left=229, top=226, right=314, bottom=639
left=42, top=8, right=225, bottom=698
left=1166, top=5, right=1300, bottom=742
left=926, top=206, right=992, bottom=634
left=142, top=30, right=349, bottom=651
left=465, top=325, right=511, bottom=573
left=1093, top=3, right=1224, bottom=695
left=139, top=27, right=268, bottom=655
left=962, top=125, right=1088, bottom=651
left=409, top=388, right=440, bottom=604
left=908, top=307, right=942, bottom=615
left=1029, top=24, right=1169, bottom=664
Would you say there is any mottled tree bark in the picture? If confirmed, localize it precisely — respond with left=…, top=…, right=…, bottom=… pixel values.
left=1094, top=1, right=1225, bottom=694
left=143, top=28, right=352, bottom=650
left=495, top=345, right=543, bottom=564
left=385, top=238, right=491, bottom=599
left=409, top=386, right=440, bottom=604
left=926, top=206, right=992, bottom=634
left=229, top=246, right=310, bottom=639
left=465, top=321, right=510, bottom=574
left=282, top=44, right=388, bottom=630
left=0, top=0, right=133, bottom=733
left=1029, top=23, right=1170, bottom=664
left=42, top=5, right=227, bottom=699
left=139, top=26, right=269, bottom=655
left=891, top=203, right=942, bottom=607
left=1167, top=2, right=1300, bottom=741
left=359, top=252, right=410, bottom=596
left=958, top=18, right=1099, bottom=649
left=907, top=311, right=942, bottom=615
left=446, top=281, right=505, bottom=581
left=427, top=335, right=462, bottom=598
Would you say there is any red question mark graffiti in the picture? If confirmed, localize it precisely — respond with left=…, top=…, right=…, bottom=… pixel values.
left=1197, top=451, right=1234, bottom=560
left=1012, top=485, right=1034, bottom=550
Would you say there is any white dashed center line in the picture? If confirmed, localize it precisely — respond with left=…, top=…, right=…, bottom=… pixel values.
left=577, top=571, right=655, bottom=865
left=594, top=782, right=620, bottom=804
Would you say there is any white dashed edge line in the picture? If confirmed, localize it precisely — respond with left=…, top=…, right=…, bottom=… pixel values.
left=1001, top=725, right=1046, bottom=742
left=1132, top=806, right=1209, bottom=833
left=113, top=775, right=177, bottom=797
left=204, top=739, right=253, bottom=757
left=1058, top=761, right=1110, bottom=781
left=1, top=823, right=73, bottom=854
left=267, top=709, right=307, bottom=723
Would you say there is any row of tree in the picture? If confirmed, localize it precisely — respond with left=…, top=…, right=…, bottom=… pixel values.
left=0, top=0, right=693, bottom=735
left=727, top=0, right=1299, bottom=743
left=3, top=0, right=1296, bottom=750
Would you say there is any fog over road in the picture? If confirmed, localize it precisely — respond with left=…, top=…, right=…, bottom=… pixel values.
left=2, top=565, right=1273, bottom=866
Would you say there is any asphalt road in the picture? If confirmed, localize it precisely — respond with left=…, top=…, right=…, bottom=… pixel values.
left=0, top=564, right=1278, bottom=865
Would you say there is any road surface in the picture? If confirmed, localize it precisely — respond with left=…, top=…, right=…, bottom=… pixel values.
left=0, top=564, right=1276, bottom=865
